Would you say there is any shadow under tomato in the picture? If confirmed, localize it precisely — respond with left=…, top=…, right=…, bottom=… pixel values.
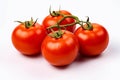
left=53, top=64, right=70, bottom=70
left=49, top=54, right=102, bottom=70
left=74, top=53, right=102, bottom=63
left=21, top=52, right=42, bottom=58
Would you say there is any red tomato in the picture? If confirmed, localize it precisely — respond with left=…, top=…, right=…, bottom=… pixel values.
left=74, top=23, right=109, bottom=57
left=12, top=20, right=47, bottom=56
left=42, top=10, right=76, bottom=33
left=41, top=30, right=79, bottom=66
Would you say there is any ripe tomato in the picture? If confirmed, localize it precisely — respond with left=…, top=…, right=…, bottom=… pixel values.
left=41, top=30, right=79, bottom=66
left=12, top=19, right=47, bottom=56
left=74, top=23, right=109, bottom=57
left=42, top=10, right=76, bottom=33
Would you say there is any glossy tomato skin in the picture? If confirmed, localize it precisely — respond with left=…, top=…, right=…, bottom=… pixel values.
left=42, top=10, right=76, bottom=33
left=12, top=23, right=47, bottom=56
left=41, top=30, right=79, bottom=66
left=74, top=23, right=109, bottom=57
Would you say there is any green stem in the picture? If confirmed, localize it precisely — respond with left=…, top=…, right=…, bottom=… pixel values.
left=47, top=14, right=81, bottom=30
left=47, top=8, right=93, bottom=38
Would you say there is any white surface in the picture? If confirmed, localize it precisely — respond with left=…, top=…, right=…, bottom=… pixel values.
left=0, top=0, right=120, bottom=80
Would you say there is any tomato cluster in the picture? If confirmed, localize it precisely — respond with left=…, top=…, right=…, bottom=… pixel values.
left=11, top=9, right=109, bottom=66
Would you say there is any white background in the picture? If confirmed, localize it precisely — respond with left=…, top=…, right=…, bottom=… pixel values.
left=0, top=0, right=120, bottom=80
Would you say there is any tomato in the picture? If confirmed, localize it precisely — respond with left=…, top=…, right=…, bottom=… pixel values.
left=41, top=30, right=79, bottom=66
left=74, top=23, right=109, bottom=57
left=42, top=10, right=76, bottom=33
left=12, top=19, right=47, bottom=56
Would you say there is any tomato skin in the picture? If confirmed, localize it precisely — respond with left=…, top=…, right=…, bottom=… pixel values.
left=42, top=10, right=76, bottom=33
left=74, top=23, right=109, bottom=56
left=41, top=30, right=79, bottom=66
left=12, top=23, right=47, bottom=56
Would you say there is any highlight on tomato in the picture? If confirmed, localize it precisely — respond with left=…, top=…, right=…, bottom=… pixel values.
left=41, top=29, right=79, bottom=66
left=42, top=7, right=76, bottom=33
left=74, top=17, right=109, bottom=57
left=11, top=18, right=47, bottom=56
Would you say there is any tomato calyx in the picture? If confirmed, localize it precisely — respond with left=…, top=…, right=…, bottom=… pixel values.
left=81, top=17, right=93, bottom=30
left=49, top=6, right=61, bottom=17
left=15, top=18, right=38, bottom=29
left=47, top=22, right=65, bottom=38
left=49, top=30, right=64, bottom=39
left=50, top=10, right=60, bottom=17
